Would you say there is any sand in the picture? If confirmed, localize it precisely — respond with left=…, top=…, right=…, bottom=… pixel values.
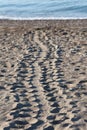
left=0, top=19, right=87, bottom=130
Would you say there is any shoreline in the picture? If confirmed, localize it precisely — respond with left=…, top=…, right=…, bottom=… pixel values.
left=0, top=19, right=87, bottom=29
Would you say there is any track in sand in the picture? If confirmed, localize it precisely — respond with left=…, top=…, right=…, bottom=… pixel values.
left=0, top=23, right=87, bottom=130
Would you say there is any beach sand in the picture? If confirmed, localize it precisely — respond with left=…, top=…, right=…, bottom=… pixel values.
left=0, top=19, right=87, bottom=130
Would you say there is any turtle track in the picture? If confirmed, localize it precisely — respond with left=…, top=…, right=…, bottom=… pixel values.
left=1, top=27, right=87, bottom=130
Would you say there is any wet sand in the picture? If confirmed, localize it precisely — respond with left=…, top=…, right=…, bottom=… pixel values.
left=0, top=19, right=87, bottom=130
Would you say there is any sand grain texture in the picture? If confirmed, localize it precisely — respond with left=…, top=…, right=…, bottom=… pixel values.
left=0, top=20, right=87, bottom=130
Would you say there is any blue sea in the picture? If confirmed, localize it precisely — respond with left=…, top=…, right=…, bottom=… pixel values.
left=0, top=0, right=87, bottom=19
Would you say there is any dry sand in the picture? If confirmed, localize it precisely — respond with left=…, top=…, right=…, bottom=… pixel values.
left=0, top=20, right=87, bottom=130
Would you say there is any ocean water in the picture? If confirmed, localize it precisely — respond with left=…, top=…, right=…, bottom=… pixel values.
left=0, top=0, right=87, bottom=19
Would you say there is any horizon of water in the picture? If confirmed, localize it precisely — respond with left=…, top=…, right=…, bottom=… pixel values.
left=0, top=0, right=87, bottom=20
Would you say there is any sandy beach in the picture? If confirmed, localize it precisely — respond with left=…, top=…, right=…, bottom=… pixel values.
left=0, top=19, right=87, bottom=130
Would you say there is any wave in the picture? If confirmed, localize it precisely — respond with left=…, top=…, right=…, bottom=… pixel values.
left=0, top=15, right=87, bottom=20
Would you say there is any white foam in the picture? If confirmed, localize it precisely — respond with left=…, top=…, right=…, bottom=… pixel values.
left=0, top=16, right=87, bottom=20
